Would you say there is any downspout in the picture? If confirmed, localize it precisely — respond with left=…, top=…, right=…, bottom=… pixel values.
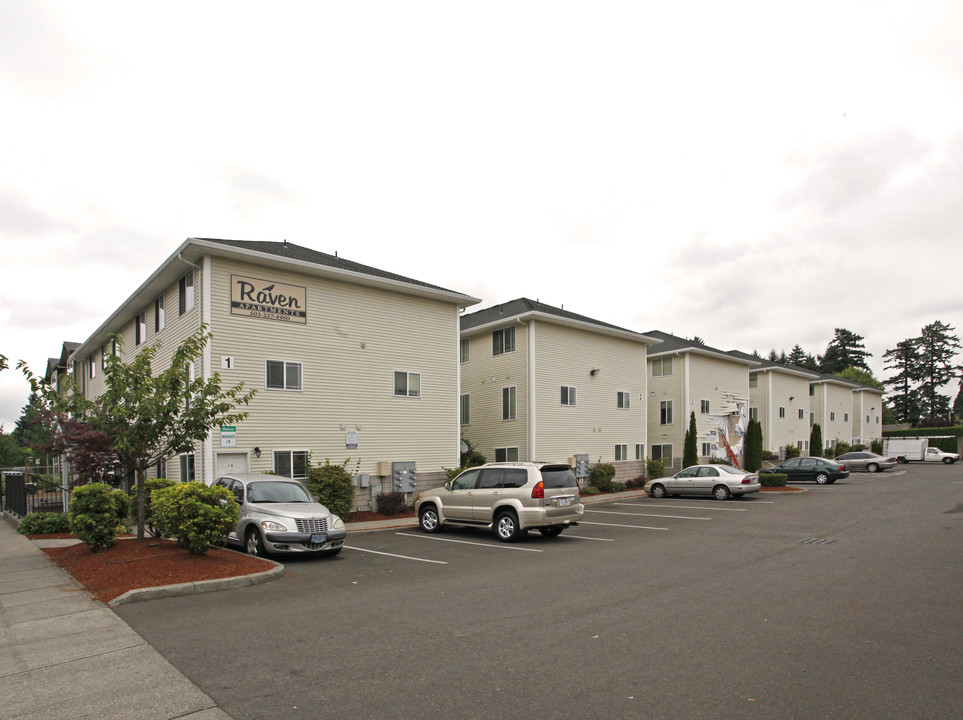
left=517, top=318, right=533, bottom=461
left=177, top=252, right=211, bottom=483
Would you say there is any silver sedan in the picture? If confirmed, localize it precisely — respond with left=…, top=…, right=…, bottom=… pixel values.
left=835, top=451, right=898, bottom=473
left=645, top=464, right=761, bottom=501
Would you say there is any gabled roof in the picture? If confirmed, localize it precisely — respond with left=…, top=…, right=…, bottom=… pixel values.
left=72, top=238, right=481, bottom=361
left=727, top=350, right=820, bottom=379
left=645, top=330, right=758, bottom=366
left=461, top=298, right=661, bottom=345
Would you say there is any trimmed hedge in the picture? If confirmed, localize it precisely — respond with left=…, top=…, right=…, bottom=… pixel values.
left=68, top=483, right=129, bottom=551
left=759, top=473, right=788, bottom=487
left=18, top=512, right=71, bottom=535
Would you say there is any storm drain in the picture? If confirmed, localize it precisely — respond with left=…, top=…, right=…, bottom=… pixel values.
left=798, top=537, right=838, bottom=545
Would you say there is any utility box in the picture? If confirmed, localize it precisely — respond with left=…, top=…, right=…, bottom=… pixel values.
left=392, top=462, right=417, bottom=492
left=377, top=461, right=392, bottom=477
left=354, top=473, right=370, bottom=488
left=573, top=454, right=590, bottom=480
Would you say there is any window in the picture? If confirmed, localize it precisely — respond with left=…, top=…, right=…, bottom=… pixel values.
left=702, top=442, right=711, bottom=457
left=809, top=385, right=815, bottom=396
left=844, top=413, right=849, bottom=422
left=184, top=362, right=195, bottom=409
left=561, top=386, right=577, bottom=406
left=460, top=337, right=469, bottom=363
left=394, top=371, right=421, bottom=397
left=179, top=453, right=195, bottom=482
left=492, top=326, right=515, bottom=356
left=88, top=356, right=96, bottom=379
left=101, top=345, right=108, bottom=370
left=652, top=357, right=673, bottom=377
left=274, top=450, right=308, bottom=479
left=502, top=386, right=517, bottom=420
left=749, top=375, right=758, bottom=388
left=155, top=458, right=167, bottom=479
left=154, top=294, right=166, bottom=332
left=460, top=394, right=470, bottom=425
left=494, top=447, right=519, bottom=462
left=798, top=409, right=805, bottom=419
left=797, top=440, right=804, bottom=450
left=660, top=400, right=673, bottom=425
left=866, top=415, right=870, bottom=423
left=876, top=416, right=880, bottom=424
left=266, top=360, right=302, bottom=390
left=635, top=443, right=646, bottom=461
left=700, top=399, right=710, bottom=414
left=651, top=444, right=672, bottom=464
left=749, top=406, right=759, bottom=420
left=779, top=406, right=786, bottom=418
left=135, top=311, right=146, bottom=346
left=615, top=444, right=628, bottom=461
left=830, top=411, right=836, bottom=421
left=810, top=412, right=814, bottom=426
left=618, top=392, right=631, bottom=409
left=178, top=269, right=195, bottom=315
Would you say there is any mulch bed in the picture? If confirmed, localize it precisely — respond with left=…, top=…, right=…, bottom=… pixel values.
left=38, top=537, right=274, bottom=604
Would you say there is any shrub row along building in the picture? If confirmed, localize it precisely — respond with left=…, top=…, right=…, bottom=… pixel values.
left=45, top=239, right=883, bottom=506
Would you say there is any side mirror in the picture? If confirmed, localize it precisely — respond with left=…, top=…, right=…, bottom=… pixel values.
left=444, top=481, right=452, bottom=491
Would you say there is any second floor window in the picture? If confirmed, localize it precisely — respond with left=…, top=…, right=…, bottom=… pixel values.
left=502, top=386, right=517, bottom=420
left=660, top=400, right=673, bottom=425
left=266, top=360, right=302, bottom=391
left=154, top=294, right=166, bottom=332
left=179, top=269, right=195, bottom=315
left=394, top=371, right=421, bottom=397
left=135, top=311, right=146, bottom=346
left=492, top=327, right=515, bottom=356
left=652, top=357, right=672, bottom=377
left=618, top=392, right=630, bottom=409
left=561, top=386, right=577, bottom=406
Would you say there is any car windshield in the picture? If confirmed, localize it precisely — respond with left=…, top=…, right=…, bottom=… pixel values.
left=716, top=465, right=746, bottom=475
left=541, top=467, right=578, bottom=488
left=247, top=481, right=312, bottom=504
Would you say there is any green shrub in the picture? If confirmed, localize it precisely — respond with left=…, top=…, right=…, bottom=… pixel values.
left=18, top=512, right=71, bottom=535
left=870, top=439, right=883, bottom=455
left=69, top=483, right=128, bottom=551
left=375, top=491, right=408, bottom=516
left=580, top=485, right=600, bottom=496
left=784, top=444, right=801, bottom=459
left=132, top=478, right=177, bottom=531
left=760, top=473, right=788, bottom=487
left=832, top=442, right=853, bottom=458
left=306, top=458, right=356, bottom=521
left=646, top=459, right=665, bottom=479
left=589, top=463, right=616, bottom=492
left=625, top=476, right=646, bottom=489
left=151, top=482, right=239, bottom=555
left=611, top=482, right=627, bottom=493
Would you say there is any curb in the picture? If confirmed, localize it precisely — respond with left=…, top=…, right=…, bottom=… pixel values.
left=108, top=558, right=285, bottom=606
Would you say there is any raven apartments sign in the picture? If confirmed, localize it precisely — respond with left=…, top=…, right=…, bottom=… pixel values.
left=230, top=274, right=307, bottom=324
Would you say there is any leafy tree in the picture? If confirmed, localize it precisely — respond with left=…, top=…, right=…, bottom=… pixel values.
left=0, top=428, right=28, bottom=467
left=915, top=320, right=961, bottom=425
left=810, top=423, right=823, bottom=458
left=835, top=366, right=884, bottom=390
left=12, top=392, right=52, bottom=458
left=883, top=339, right=921, bottom=424
left=683, top=411, right=699, bottom=468
left=20, top=326, right=255, bottom=540
left=744, top=418, right=763, bottom=472
left=819, top=328, right=871, bottom=374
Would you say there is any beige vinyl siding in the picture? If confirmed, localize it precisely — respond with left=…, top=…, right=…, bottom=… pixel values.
left=686, top=355, right=749, bottom=459
left=207, top=257, right=461, bottom=480
left=647, top=356, right=685, bottom=467
left=760, top=372, right=812, bottom=452
left=459, top=322, right=529, bottom=462
left=852, top=389, right=883, bottom=445
left=812, top=382, right=854, bottom=451
left=531, top=322, right=646, bottom=464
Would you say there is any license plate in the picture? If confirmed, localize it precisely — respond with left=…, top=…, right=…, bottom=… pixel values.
left=311, top=533, right=327, bottom=543
left=558, top=497, right=570, bottom=507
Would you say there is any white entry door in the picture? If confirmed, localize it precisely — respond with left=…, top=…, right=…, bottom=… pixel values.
left=216, top=452, right=249, bottom=476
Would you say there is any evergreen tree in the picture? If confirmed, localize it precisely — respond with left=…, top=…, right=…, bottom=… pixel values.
left=683, top=411, right=699, bottom=468
left=915, top=320, right=961, bottom=425
left=787, top=344, right=807, bottom=367
left=744, top=418, right=763, bottom=472
left=819, top=328, right=871, bottom=374
left=810, top=423, right=823, bottom=458
left=883, top=338, right=921, bottom=425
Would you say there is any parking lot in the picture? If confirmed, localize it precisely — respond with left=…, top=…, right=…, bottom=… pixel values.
left=116, top=463, right=963, bottom=720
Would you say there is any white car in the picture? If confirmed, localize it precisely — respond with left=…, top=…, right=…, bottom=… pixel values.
left=645, top=464, right=761, bottom=501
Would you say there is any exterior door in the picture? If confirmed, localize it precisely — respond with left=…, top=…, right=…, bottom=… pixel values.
left=216, top=452, right=249, bottom=477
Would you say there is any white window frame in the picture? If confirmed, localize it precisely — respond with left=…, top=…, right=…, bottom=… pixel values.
left=779, top=406, right=786, bottom=419
left=561, top=386, right=577, bottom=406
left=652, top=444, right=672, bottom=464
left=135, top=310, right=146, bottom=346
left=492, top=326, right=516, bottom=356
left=179, top=453, right=195, bottom=482
left=799, top=409, right=805, bottom=419
left=154, top=294, right=166, bottom=332
left=502, top=386, right=517, bottom=420
left=615, top=444, right=628, bottom=461
left=635, top=443, right=646, bottom=461
left=460, top=394, right=471, bottom=425
left=660, top=400, right=673, bottom=425
left=274, top=450, right=308, bottom=479
left=652, top=357, right=673, bottom=377
left=494, top=447, right=519, bottom=462
left=700, top=399, right=710, bottom=414
left=460, top=337, right=469, bottom=363
left=266, top=360, right=303, bottom=391
left=701, top=442, right=711, bottom=457
left=179, top=269, right=195, bottom=315
left=394, top=371, right=421, bottom=397
left=618, top=391, right=631, bottom=409
left=749, top=375, right=759, bottom=388
left=88, top=355, right=96, bottom=379
left=749, top=406, right=759, bottom=420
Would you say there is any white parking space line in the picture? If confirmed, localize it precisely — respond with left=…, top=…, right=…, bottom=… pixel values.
left=612, top=502, right=747, bottom=512
left=579, top=520, right=668, bottom=531
left=562, top=534, right=615, bottom=542
left=343, top=546, right=449, bottom=564
left=587, top=509, right=710, bottom=521
left=395, top=532, right=544, bottom=552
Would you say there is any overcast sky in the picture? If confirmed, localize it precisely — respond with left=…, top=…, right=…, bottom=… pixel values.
left=2, top=0, right=962, bottom=431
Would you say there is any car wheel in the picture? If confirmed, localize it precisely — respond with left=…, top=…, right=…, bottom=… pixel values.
left=494, top=510, right=523, bottom=542
left=538, top=527, right=564, bottom=538
left=418, top=505, right=441, bottom=533
left=815, top=472, right=830, bottom=484
left=943, top=457, right=954, bottom=464
left=712, top=484, right=731, bottom=501
left=650, top=483, right=667, bottom=499
left=866, top=463, right=880, bottom=473
left=896, top=457, right=907, bottom=464
left=245, top=527, right=266, bottom=557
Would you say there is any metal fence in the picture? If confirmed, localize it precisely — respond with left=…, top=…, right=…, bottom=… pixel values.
left=1, top=469, right=69, bottom=518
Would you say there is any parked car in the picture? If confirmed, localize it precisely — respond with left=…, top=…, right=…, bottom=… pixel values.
left=213, top=473, right=346, bottom=557
left=835, top=451, right=898, bottom=473
left=759, top=457, right=850, bottom=484
left=644, top=464, right=761, bottom=501
left=414, top=462, right=583, bottom=542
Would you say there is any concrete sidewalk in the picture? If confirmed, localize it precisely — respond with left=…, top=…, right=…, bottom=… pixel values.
left=0, top=513, right=233, bottom=720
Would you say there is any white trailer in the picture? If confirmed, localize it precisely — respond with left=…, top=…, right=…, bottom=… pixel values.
left=883, top=438, right=960, bottom=464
